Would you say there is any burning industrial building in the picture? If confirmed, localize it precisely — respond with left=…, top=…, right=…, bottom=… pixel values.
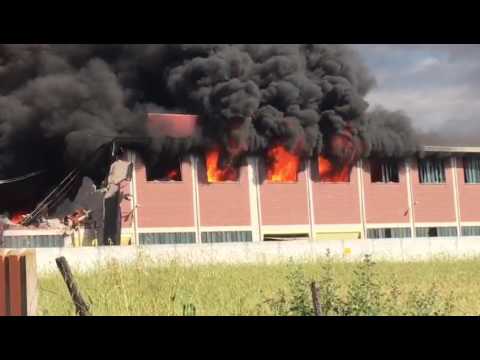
left=2, top=44, right=479, bottom=249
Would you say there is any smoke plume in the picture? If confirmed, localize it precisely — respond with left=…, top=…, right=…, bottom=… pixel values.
left=0, top=44, right=420, bottom=211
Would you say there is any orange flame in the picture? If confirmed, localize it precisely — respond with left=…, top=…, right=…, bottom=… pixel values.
left=267, top=145, right=299, bottom=183
left=11, top=211, right=28, bottom=225
left=318, top=155, right=351, bottom=182
left=165, top=168, right=181, bottom=181
left=206, top=148, right=239, bottom=183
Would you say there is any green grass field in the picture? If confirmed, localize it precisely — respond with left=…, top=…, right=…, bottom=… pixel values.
left=38, top=255, right=480, bottom=316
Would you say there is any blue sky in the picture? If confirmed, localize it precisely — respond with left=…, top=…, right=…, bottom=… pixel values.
left=349, top=45, right=480, bottom=144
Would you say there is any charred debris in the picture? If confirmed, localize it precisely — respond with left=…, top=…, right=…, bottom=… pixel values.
left=0, top=138, right=139, bottom=245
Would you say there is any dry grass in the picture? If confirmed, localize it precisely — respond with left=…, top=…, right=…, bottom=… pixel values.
left=38, top=255, right=480, bottom=316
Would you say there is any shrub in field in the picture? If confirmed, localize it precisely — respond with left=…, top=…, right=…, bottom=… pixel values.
left=341, top=255, right=383, bottom=316
left=183, top=304, right=197, bottom=316
left=404, top=285, right=455, bottom=316
left=263, top=253, right=456, bottom=316
left=286, top=263, right=315, bottom=316
left=263, top=261, right=313, bottom=316
left=315, top=250, right=342, bottom=315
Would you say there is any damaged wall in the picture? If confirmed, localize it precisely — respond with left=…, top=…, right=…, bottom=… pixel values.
left=53, top=177, right=105, bottom=243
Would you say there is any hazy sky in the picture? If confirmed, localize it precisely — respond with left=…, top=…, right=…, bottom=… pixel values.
left=350, top=45, right=480, bottom=144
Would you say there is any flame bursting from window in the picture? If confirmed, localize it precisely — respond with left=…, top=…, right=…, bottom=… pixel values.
left=266, top=145, right=300, bottom=183
left=318, top=155, right=351, bottom=182
left=206, top=148, right=239, bottom=183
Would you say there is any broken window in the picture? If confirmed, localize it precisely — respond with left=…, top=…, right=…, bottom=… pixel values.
left=370, top=159, right=400, bottom=183
left=418, top=158, right=446, bottom=184
left=146, top=158, right=182, bottom=182
left=464, top=156, right=480, bottom=184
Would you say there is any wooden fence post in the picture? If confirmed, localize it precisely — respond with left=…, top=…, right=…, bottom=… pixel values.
left=310, top=281, right=323, bottom=316
left=55, top=257, right=91, bottom=316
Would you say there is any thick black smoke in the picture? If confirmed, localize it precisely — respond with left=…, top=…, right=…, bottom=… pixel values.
left=360, top=107, right=419, bottom=159
left=0, top=44, right=420, bottom=211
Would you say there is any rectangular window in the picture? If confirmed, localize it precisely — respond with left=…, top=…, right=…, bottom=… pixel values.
left=265, top=146, right=299, bottom=183
left=264, top=233, right=310, bottom=241
left=146, top=158, right=182, bottom=182
left=1, top=235, right=65, bottom=248
left=317, top=156, right=351, bottom=183
left=418, top=158, right=446, bottom=184
left=464, top=156, right=480, bottom=184
left=370, top=159, right=400, bottom=183
left=139, top=232, right=195, bottom=245
left=462, top=226, right=480, bottom=237
left=367, top=228, right=411, bottom=239
left=201, top=231, right=252, bottom=244
left=205, top=150, right=240, bottom=183
left=416, top=227, right=457, bottom=238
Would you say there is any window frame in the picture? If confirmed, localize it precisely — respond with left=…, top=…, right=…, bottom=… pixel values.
left=139, top=232, right=196, bottom=245
left=201, top=156, right=242, bottom=184
left=462, top=226, right=480, bottom=237
left=367, top=227, right=411, bottom=239
left=418, top=158, right=447, bottom=184
left=463, top=156, right=480, bottom=184
left=316, top=156, right=352, bottom=184
left=262, top=158, right=300, bottom=184
left=201, top=231, right=253, bottom=243
left=415, top=226, right=458, bottom=238
left=370, top=159, right=400, bottom=184
left=145, top=157, right=184, bottom=183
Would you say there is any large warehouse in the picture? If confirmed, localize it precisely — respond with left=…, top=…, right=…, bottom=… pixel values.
left=2, top=113, right=480, bottom=248
left=116, top=114, right=480, bottom=246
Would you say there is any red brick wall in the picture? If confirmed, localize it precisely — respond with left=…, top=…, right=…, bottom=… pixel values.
left=258, top=161, right=310, bottom=226
left=197, top=162, right=251, bottom=227
left=411, top=158, right=456, bottom=223
left=363, top=161, right=410, bottom=224
left=456, top=156, right=480, bottom=222
left=311, top=164, right=361, bottom=225
left=135, top=158, right=196, bottom=228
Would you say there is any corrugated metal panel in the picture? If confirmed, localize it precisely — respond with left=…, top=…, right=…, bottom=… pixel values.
left=201, top=231, right=252, bottom=244
left=139, top=232, right=195, bottom=245
left=1, top=235, right=65, bottom=249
